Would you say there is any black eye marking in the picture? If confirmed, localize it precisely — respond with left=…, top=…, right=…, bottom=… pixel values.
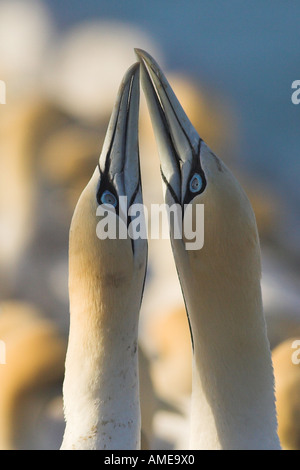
left=96, top=164, right=119, bottom=213
left=96, top=164, right=142, bottom=253
left=183, top=140, right=206, bottom=205
left=183, top=166, right=206, bottom=205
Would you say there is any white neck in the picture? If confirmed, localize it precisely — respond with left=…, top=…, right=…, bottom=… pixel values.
left=174, top=240, right=281, bottom=450
left=61, top=311, right=140, bottom=450
left=61, top=283, right=141, bottom=450
left=173, top=231, right=280, bottom=449
left=61, top=189, right=143, bottom=450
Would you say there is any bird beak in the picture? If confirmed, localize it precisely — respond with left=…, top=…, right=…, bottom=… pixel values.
left=135, top=49, right=201, bottom=205
left=99, top=62, right=141, bottom=209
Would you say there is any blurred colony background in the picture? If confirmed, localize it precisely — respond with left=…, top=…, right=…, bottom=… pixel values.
left=0, top=0, right=299, bottom=450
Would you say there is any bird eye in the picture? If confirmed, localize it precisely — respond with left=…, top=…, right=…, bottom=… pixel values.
left=101, top=190, right=117, bottom=207
left=189, top=173, right=203, bottom=193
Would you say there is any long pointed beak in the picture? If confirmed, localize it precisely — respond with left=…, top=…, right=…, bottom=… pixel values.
left=135, top=49, right=202, bottom=204
left=99, top=62, right=141, bottom=207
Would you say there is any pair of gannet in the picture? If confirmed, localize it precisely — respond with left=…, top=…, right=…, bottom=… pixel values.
left=61, top=50, right=281, bottom=450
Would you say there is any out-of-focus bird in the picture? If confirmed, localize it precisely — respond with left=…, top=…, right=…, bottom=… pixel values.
left=0, top=0, right=53, bottom=99
left=0, top=301, right=66, bottom=450
left=44, top=21, right=161, bottom=122
left=272, top=337, right=300, bottom=450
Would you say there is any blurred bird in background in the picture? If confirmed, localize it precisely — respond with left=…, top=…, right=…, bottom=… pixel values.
left=0, top=0, right=299, bottom=450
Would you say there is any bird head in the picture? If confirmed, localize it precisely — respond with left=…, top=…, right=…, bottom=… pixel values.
left=68, top=62, right=147, bottom=318
left=135, top=49, right=260, bottom=285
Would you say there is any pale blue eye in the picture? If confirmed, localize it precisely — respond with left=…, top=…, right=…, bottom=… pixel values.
left=189, top=173, right=202, bottom=193
left=101, top=190, right=117, bottom=207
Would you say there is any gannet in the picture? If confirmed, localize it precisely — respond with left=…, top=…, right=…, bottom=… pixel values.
left=61, top=62, right=147, bottom=450
left=136, top=49, right=281, bottom=450
left=272, top=337, right=300, bottom=450
left=0, top=301, right=65, bottom=450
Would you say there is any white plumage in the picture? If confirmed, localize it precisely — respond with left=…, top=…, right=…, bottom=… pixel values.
left=137, top=49, right=281, bottom=450
left=61, top=63, right=147, bottom=450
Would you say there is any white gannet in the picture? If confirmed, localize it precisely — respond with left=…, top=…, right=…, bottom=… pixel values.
left=0, top=301, right=66, bottom=450
left=272, top=337, right=300, bottom=450
left=60, top=62, right=147, bottom=450
left=136, top=49, right=281, bottom=450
